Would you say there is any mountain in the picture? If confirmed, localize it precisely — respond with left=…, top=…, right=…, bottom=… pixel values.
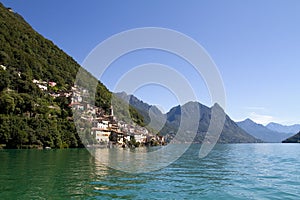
left=266, top=122, right=300, bottom=134
left=117, top=93, right=260, bottom=143
left=165, top=102, right=260, bottom=143
left=115, top=92, right=165, bottom=123
left=237, top=119, right=293, bottom=143
left=114, top=92, right=171, bottom=132
left=0, top=3, right=143, bottom=149
left=282, top=131, right=300, bottom=143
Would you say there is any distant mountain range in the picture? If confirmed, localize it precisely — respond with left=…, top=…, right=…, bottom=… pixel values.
left=237, top=119, right=294, bottom=143
left=117, top=91, right=300, bottom=144
left=115, top=92, right=261, bottom=144
left=266, top=122, right=300, bottom=134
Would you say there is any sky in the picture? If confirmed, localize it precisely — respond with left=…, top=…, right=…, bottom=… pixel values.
left=2, top=0, right=300, bottom=125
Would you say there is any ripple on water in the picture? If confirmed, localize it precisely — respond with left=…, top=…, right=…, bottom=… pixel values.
left=1, top=144, right=300, bottom=199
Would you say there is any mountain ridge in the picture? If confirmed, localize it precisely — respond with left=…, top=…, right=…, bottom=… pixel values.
left=237, top=119, right=293, bottom=143
left=116, top=92, right=261, bottom=143
left=266, top=122, right=300, bottom=134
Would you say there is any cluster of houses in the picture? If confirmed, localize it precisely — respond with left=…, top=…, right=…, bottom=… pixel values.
left=30, top=80, right=166, bottom=148
left=70, top=85, right=166, bottom=148
left=32, top=79, right=72, bottom=98
left=32, top=79, right=56, bottom=91
left=90, top=111, right=166, bottom=147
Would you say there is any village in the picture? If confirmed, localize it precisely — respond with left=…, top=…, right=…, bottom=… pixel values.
left=70, top=85, right=167, bottom=148
left=31, top=78, right=166, bottom=148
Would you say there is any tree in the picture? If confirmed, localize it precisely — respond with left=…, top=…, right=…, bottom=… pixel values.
left=0, top=92, right=15, bottom=114
left=0, top=115, right=10, bottom=144
left=0, top=70, right=10, bottom=91
left=7, top=117, right=29, bottom=148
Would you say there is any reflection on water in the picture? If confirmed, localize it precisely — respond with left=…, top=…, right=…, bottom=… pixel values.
left=90, top=144, right=192, bottom=173
left=1, top=144, right=300, bottom=199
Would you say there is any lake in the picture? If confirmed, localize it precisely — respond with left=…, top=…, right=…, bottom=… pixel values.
left=1, top=144, right=300, bottom=199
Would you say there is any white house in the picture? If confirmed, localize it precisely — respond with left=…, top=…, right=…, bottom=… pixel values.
left=37, top=84, right=47, bottom=91
left=70, top=102, right=84, bottom=110
left=129, top=128, right=135, bottom=133
left=0, top=65, right=7, bottom=70
left=97, top=121, right=109, bottom=129
left=134, top=134, right=147, bottom=143
left=94, top=130, right=110, bottom=143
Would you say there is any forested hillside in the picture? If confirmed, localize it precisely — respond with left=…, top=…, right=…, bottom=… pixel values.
left=0, top=3, right=143, bottom=148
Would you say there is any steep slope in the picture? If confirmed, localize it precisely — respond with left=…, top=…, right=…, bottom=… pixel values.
left=0, top=5, right=77, bottom=88
left=0, top=3, right=143, bottom=148
left=0, top=3, right=83, bottom=148
left=0, top=3, right=114, bottom=107
left=267, top=122, right=300, bottom=134
left=115, top=92, right=164, bottom=123
left=114, top=92, right=169, bottom=131
left=237, top=119, right=293, bottom=143
left=282, top=131, right=300, bottom=143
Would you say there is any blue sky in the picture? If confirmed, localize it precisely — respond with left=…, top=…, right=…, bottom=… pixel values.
left=2, top=0, right=300, bottom=125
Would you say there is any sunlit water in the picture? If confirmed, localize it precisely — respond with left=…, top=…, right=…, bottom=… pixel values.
left=1, top=144, right=300, bottom=199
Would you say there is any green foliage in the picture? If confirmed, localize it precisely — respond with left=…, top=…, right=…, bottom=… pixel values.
left=0, top=92, right=15, bottom=114
left=0, top=3, right=145, bottom=148
left=108, top=95, right=144, bottom=126
left=129, top=106, right=145, bottom=126
left=95, top=82, right=112, bottom=112
left=0, top=4, right=83, bottom=148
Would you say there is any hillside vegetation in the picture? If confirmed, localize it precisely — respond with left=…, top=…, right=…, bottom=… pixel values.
left=0, top=3, right=144, bottom=148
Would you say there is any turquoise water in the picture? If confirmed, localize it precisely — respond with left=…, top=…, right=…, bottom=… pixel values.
left=0, top=144, right=300, bottom=199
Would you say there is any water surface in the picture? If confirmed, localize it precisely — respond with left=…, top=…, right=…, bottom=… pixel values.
left=1, top=144, right=300, bottom=199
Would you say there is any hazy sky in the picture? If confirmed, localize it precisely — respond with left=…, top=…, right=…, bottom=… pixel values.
left=2, top=0, right=300, bottom=125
